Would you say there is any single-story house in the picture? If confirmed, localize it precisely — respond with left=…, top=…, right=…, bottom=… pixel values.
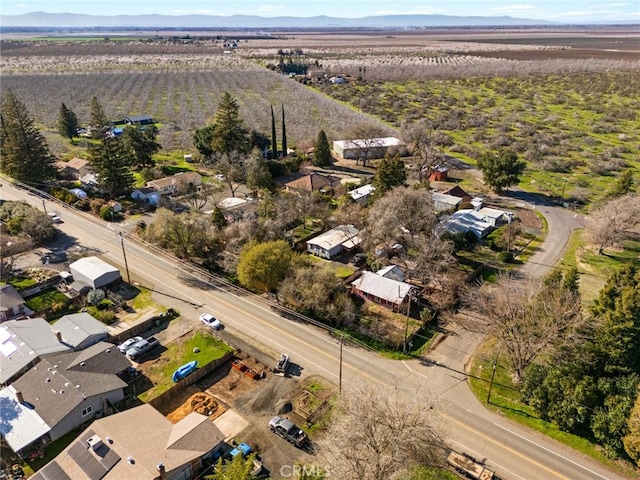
left=307, top=225, right=361, bottom=259
left=0, top=318, right=70, bottom=385
left=147, top=171, right=202, bottom=196
left=348, top=184, right=376, bottom=204
left=124, top=114, right=154, bottom=125
left=284, top=173, right=341, bottom=194
left=52, top=313, right=109, bottom=351
left=31, top=403, right=225, bottom=480
left=442, top=185, right=472, bottom=204
left=429, top=165, right=449, bottom=182
left=436, top=209, right=495, bottom=239
left=432, top=192, right=463, bottom=212
left=57, top=157, right=92, bottom=180
left=474, top=207, right=512, bottom=227
left=80, top=173, right=100, bottom=190
left=332, top=137, right=404, bottom=160
left=376, top=265, right=406, bottom=282
left=351, top=271, right=419, bottom=312
left=131, top=186, right=160, bottom=205
left=4, top=343, right=129, bottom=455
left=0, top=284, right=31, bottom=323
left=69, top=256, right=122, bottom=291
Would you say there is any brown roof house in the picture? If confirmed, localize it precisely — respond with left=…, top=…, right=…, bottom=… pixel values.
left=2, top=342, right=129, bottom=455
left=57, top=157, right=92, bottom=180
left=146, top=171, right=202, bottom=196
left=0, top=284, right=31, bottom=323
left=442, top=185, right=472, bottom=205
left=31, top=404, right=225, bottom=480
left=284, top=172, right=341, bottom=194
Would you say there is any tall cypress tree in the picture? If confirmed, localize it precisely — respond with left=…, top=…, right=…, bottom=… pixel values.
left=89, top=96, right=109, bottom=139
left=57, top=102, right=79, bottom=141
left=281, top=104, right=288, bottom=157
left=0, top=89, right=56, bottom=182
left=270, top=104, right=277, bottom=159
left=313, top=130, right=332, bottom=167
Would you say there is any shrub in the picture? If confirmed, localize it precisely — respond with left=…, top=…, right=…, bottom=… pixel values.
left=94, top=309, right=117, bottom=325
left=86, top=288, right=105, bottom=306
left=90, top=198, right=106, bottom=214
left=498, top=251, right=514, bottom=263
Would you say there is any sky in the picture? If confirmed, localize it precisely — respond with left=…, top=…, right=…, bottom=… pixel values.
left=1, top=0, right=639, bottom=23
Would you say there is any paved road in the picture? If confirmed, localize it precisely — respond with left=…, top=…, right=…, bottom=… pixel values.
left=1, top=182, right=627, bottom=480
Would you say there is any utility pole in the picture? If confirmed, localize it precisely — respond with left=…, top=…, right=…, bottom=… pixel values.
left=42, top=199, right=47, bottom=215
left=487, top=353, right=499, bottom=404
left=119, top=232, right=131, bottom=283
left=561, top=177, right=568, bottom=200
left=403, top=288, right=411, bottom=354
left=338, top=336, right=343, bottom=395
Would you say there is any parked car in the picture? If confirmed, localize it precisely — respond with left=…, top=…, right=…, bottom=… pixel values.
left=273, top=353, right=290, bottom=376
left=126, top=336, right=160, bottom=360
left=47, top=211, right=62, bottom=223
left=117, top=336, right=143, bottom=353
left=269, top=416, right=308, bottom=448
left=350, top=252, right=367, bottom=266
left=200, top=313, right=223, bottom=330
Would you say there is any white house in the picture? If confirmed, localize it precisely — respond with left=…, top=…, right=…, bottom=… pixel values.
left=437, top=209, right=495, bottom=239
left=131, top=186, right=160, bottom=205
left=307, top=225, right=361, bottom=259
left=348, top=184, right=376, bottom=204
left=332, top=137, right=403, bottom=160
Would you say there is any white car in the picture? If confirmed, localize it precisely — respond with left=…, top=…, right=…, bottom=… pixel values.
left=117, top=336, right=143, bottom=353
left=200, top=313, right=223, bottom=330
left=214, top=174, right=226, bottom=181
left=47, top=212, right=62, bottom=223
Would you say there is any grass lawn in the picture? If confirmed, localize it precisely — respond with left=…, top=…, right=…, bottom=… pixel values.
left=468, top=339, right=637, bottom=477
left=138, top=332, right=234, bottom=402
left=306, top=255, right=356, bottom=278
left=9, top=276, right=38, bottom=290
left=26, top=429, right=81, bottom=472
left=24, top=288, right=69, bottom=312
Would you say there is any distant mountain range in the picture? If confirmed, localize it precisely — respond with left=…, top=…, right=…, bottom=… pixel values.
left=0, top=12, right=556, bottom=29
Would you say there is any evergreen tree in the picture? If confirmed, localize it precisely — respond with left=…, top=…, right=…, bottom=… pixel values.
left=372, top=154, right=407, bottom=194
left=89, top=137, right=134, bottom=196
left=270, top=104, right=277, bottom=159
left=122, top=125, right=161, bottom=169
left=281, top=103, right=288, bottom=156
left=0, top=89, right=56, bottom=182
left=477, top=148, right=526, bottom=193
left=611, top=169, right=634, bottom=197
left=57, top=102, right=79, bottom=141
left=211, top=92, right=249, bottom=155
left=313, top=130, right=332, bottom=167
left=193, top=125, right=215, bottom=159
left=89, top=96, right=109, bottom=139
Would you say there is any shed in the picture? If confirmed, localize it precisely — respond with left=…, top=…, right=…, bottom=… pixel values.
left=332, top=137, right=403, bottom=160
left=429, top=165, right=449, bottom=182
left=432, top=192, right=463, bottom=212
left=69, top=257, right=121, bottom=290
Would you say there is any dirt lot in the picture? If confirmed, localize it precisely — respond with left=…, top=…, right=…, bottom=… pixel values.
left=159, top=351, right=335, bottom=479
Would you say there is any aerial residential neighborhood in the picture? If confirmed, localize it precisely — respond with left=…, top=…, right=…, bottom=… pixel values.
left=1, top=3, right=639, bottom=480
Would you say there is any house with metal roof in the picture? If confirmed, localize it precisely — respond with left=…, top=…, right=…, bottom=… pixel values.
left=351, top=271, right=419, bottom=312
left=332, top=137, right=404, bottom=160
left=307, top=225, right=361, bottom=259
left=124, top=114, right=154, bottom=125
left=52, top=313, right=109, bottom=351
left=348, top=184, right=376, bottom=204
left=436, top=209, right=495, bottom=239
left=0, top=318, right=70, bottom=386
left=31, top=403, right=225, bottom=480
left=3, top=342, right=129, bottom=456
left=432, top=192, right=463, bottom=212
left=0, top=284, right=31, bottom=323
left=69, top=256, right=121, bottom=291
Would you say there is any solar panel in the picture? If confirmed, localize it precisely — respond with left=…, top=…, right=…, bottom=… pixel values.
left=31, top=461, right=71, bottom=480
left=68, top=431, right=120, bottom=480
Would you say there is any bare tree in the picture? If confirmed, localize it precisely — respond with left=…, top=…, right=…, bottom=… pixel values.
left=179, top=182, right=224, bottom=212
left=213, top=151, right=246, bottom=198
left=585, top=193, right=640, bottom=255
left=321, top=383, right=446, bottom=480
left=344, top=124, right=389, bottom=167
left=400, top=119, right=445, bottom=183
left=470, top=272, right=584, bottom=382
left=0, top=237, right=34, bottom=280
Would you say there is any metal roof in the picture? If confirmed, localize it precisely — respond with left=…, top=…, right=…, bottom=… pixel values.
left=333, top=137, right=403, bottom=149
left=69, top=257, right=119, bottom=281
left=348, top=184, right=376, bottom=201
left=307, top=225, right=361, bottom=251
left=351, top=271, right=414, bottom=305
left=0, top=385, right=50, bottom=452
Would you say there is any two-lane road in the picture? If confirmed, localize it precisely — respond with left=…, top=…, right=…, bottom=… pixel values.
left=1, top=182, right=626, bottom=480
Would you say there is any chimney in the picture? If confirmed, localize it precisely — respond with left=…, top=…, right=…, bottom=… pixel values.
left=55, top=331, right=63, bottom=342
left=157, top=463, right=166, bottom=480
left=15, top=390, right=24, bottom=404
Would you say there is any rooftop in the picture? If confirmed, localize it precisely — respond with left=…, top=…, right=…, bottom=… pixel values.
left=0, top=385, right=50, bottom=452
left=69, top=257, right=119, bottom=280
left=333, top=137, right=403, bottom=149
left=351, top=271, right=416, bottom=305
left=0, top=284, right=25, bottom=311
left=307, top=225, right=361, bottom=251
left=284, top=173, right=341, bottom=192
left=52, top=313, right=109, bottom=348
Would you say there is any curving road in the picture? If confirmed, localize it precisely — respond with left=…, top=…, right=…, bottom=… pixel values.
left=1, top=182, right=626, bottom=480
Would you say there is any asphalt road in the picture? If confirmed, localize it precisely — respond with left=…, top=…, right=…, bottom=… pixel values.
left=1, top=182, right=626, bottom=480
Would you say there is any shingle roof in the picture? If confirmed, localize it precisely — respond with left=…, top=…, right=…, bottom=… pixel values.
left=442, top=185, right=470, bottom=199
left=351, top=271, right=415, bottom=305
left=0, top=284, right=25, bottom=311
left=49, top=341, right=130, bottom=376
left=52, top=313, right=109, bottom=348
left=285, top=173, right=341, bottom=192
left=66, top=157, right=90, bottom=170
left=147, top=171, right=201, bottom=190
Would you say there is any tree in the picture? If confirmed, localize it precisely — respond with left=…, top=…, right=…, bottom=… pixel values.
left=372, top=154, right=407, bottom=194
left=610, top=169, right=634, bottom=197
left=321, top=383, right=446, bottom=480
left=237, top=240, right=296, bottom=292
left=122, top=125, right=161, bottom=169
left=193, top=125, right=215, bottom=159
left=246, top=149, right=272, bottom=191
left=477, top=148, right=526, bottom=193
left=211, top=92, right=249, bottom=155
left=215, top=151, right=246, bottom=197
left=270, top=104, right=277, bottom=159
left=313, top=130, right=332, bottom=167
left=57, top=102, right=79, bottom=141
left=281, top=103, right=288, bottom=156
left=400, top=119, right=444, bottom=183
left=623, top=390, right=640, bottom=466
left=89, top=96, right=109, bottom=139
left=89, top=137, right=135, bottom=196
left=586, top=193, right=640, bottom=255
left=344, top=124, right=389, bottom=167
left=278, top=265, right=342, bottom=316
left=205, top=453, right=260, bottom=480
left=0, top=89, right=56, bottom=182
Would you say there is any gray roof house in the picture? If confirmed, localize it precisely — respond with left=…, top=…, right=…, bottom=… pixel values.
left=4, top=343, right=128, bottom=454
left=0, top=284, right=31, bottom=323
left=32, top=404, right=225, bottom=480
left=0, top=318, right=70, bottom=386
left=52, top=313, right=110, bottom=351
left=124, top=114, right=154, bottom=125
left=307, top=225, right=361, bottom=259
left=432, top=192, right=463, bottom=212
left=69, top=256, right=122, bottom=291
left=437, top=209, right=495, bottom=239
left=351, top=271, right=419, bottom=312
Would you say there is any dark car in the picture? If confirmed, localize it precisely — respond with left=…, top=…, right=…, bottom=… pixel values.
left=350, top=253, right=367, bottom=266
